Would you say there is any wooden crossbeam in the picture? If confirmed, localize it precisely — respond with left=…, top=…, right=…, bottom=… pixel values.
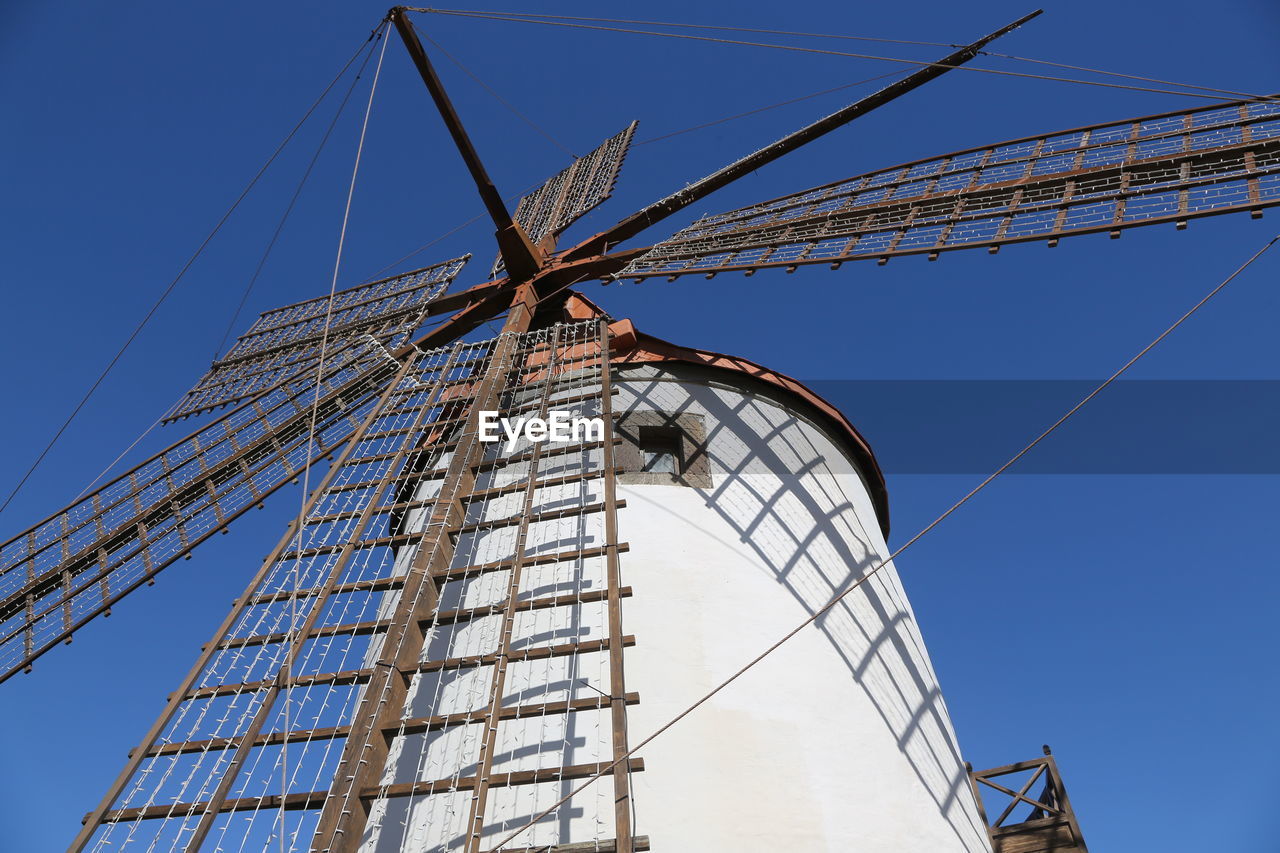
left=393, top=692, right=641, bottom=736
left=97, top=761, right=645, bottom=823
left=474, top=438, right=622, bottom=473
left=101, top=790, right=329, bottom=822
left=220, top=586, right=631, bottom=650
left=432, top=587, right=632, bottom=628
left=243, top=542, right=629, bottom=605
left=417, top=634, right=635, bottom=674
left=179, top=634, right=635, bottom=704
left=369, top=757, right=646, bottom=800
left=144, top=724, right=350, bottom=758
left=461, top=467, right=623, bottom=503
left=502, top=838, right=650, bottom=853
left=453, top=500, right=623, bottom=535
left=430, top=543, right=629, bottom=584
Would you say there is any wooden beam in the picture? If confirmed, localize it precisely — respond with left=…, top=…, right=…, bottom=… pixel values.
left=563, top=10, right=1043, bottom=259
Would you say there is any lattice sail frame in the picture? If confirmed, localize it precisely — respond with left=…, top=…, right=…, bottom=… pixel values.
left=492, top=123, right=638, bottom=276
left=619, top=97, right=1280, bottom=278
left=75, top=320, right=640, bottom=853
left=0, top=336, right=406, bottom=683
left=169, top=256, right=470, bottom=421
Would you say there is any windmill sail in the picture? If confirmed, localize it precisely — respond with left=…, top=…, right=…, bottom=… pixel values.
left=617, top=97, right=1280, bottom=278
left=168, top=256, right=470, bottom=421
left=73, top=320, right=637, bottom=853
left=492, top=122, right=638, bottom=276
left=0, top=336, right=405, bottom=682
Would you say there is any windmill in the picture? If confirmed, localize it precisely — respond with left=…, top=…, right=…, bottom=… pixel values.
left=3, top=5, right=1277, bottom=852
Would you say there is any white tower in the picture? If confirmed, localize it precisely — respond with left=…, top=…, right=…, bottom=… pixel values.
left=360, top=309, right=991, bottom=853
left=610, top=322, right=991, bottom=852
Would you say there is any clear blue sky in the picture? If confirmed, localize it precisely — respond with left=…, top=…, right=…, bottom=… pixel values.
left=2, top=1, right=1278, bottom=850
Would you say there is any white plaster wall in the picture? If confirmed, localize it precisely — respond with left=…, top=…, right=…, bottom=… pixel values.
left=361, top=361, right=990, bottom=852
left=614, top=364, right=991, bottom=852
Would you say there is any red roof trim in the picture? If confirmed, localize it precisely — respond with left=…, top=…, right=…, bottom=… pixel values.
left=562, top=293, right=890, bottom=535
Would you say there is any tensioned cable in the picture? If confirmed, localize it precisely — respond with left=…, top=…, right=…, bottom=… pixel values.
left=212, top=38, right=383, bottom=362
left=356, top=5, right=1276, bottom=282
left=280, top=22, right=390, bottom=852
left=409, top=8, right=1272, bottom=104
left=424, top=8, right=958, bottom=48
left=358, top=70, right=907, bottom=280
left=486, top=232, right=1280, bottom=851
left=637, top=68, right=908, bottom=145
left=355, top=176, right=547, bottom=284
left=71, top=409, right=173, bottom=503
left=71, top=39, right=384, bottom=506
left=418, top=29, right=578, bottom=158
left=357, top=210, right=490, bottom=283
left=0, top=27, right=382, bottom=522
left=423, top=9, right=1270, bottom=104
left=976, top=50, right=1272, bottom=102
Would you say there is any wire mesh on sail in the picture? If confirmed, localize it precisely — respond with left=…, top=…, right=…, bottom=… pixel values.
left=492, top=123, right=638, bottom=277
left=76, top=320, right=639, bottom=853
left=0, top=337, right=407, bottom=684
left=618, top=97, right=1280, bottom=278
left=168, top=256, right=470, bottom=421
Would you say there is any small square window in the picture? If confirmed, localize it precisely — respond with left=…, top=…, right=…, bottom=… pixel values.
left=640, top=436, right=681, bottom=474
left=617, top=412, right=711, bottom=488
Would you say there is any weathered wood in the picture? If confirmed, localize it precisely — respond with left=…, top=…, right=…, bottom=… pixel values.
left=597, top=319, right=635, bottom=852
left=395, top=692, right=640, bottom=736
left=372, top=758, right=645, bottom=799
left=970, top=752, right=1089, bottom=853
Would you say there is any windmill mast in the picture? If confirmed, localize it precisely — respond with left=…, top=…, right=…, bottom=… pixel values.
left=390, top=7, right=545, bottom=286
left=391, top=7, right=1046, bottom=349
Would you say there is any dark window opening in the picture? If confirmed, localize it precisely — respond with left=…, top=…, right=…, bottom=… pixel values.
left=639, top=432, right=681, bottom=474
left=617, top=411, right=711, bottom=488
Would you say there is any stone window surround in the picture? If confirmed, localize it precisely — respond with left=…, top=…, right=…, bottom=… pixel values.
left=615, top=410, right=713, bottom=488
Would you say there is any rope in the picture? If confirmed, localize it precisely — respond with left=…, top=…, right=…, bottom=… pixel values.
left=71, top=409, right=172, bottom=503
left=73, top=36, right=381, bottom=506
left=423, top=8, right=1273, bottom=104
left=357, top=211, right=490, bottom=283
left=280, top=21, right=390, bottom=852
left=355, top=176, right=546, bottom=285
left=419, top=30, right=578, bottom=159
left=484, top=232, right=1280, bottom=851
left=0, top=28, right=381, bottom=522
left=430, top=9, right=959, bottom=49
left=409, top=8, right=1273, bottom=104
left=212, top=38, right=382, bottom=362
left=978, top=50, right=1273, bottom=102
left=637, top=68, right=908, bottom=145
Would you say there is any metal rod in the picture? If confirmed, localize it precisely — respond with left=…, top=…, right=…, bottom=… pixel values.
left=565, top=9, right=1043, bottom=259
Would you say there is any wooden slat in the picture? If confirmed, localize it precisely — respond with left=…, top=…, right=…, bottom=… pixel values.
left=102, top=789, right=328, bottom=822
left=503, top=837, right=650, bottom=853
left=453, top=500, right=623, bottom=535
left=368, top=758, right=645, bottom=799
left=178, top=634, right=636, bottom=703
left=432, top=543, right=629, bottom=583
left=432, top=586, right=632, bottom=628
left=144, top=724, right=349, bottom=758
left=392, top=692, right=640, bottom=736
left=416, top=634, right=635, bottom=674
